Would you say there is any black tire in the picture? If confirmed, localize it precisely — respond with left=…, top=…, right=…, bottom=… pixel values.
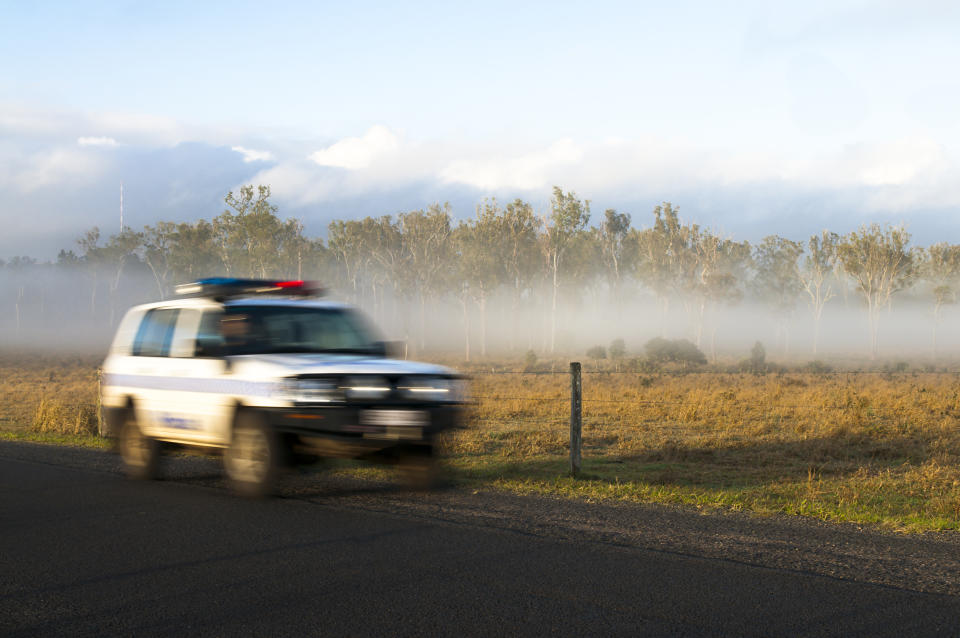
left=223, top=411, right=281, bottom=498
left=118, top=409, right=161, bottom=480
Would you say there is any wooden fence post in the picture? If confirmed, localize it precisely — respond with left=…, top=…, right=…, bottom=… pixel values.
left=96, top=368, right=103, bottom=437
left=570, top=361, right=582, bottom=477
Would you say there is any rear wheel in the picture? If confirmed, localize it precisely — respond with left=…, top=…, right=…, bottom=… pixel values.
left=223, top=412, right=281, bottom=497
left=119, top=409, right=160, bottom=480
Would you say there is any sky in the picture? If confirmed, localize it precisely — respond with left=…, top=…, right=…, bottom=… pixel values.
left=2, top=0, right=960, bottom=258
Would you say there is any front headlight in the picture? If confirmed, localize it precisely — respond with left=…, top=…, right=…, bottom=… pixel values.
left=398, top=377, right=465, bottom=402
left=342, top=376, right=392, bottom=400
left=280, top=377, right=343, bottom=404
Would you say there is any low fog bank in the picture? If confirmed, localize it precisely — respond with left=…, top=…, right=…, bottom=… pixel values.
left=2, top=270, right=959, bottom=368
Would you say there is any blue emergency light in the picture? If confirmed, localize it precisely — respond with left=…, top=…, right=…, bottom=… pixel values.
left=174, top=278, right=325, bottom=299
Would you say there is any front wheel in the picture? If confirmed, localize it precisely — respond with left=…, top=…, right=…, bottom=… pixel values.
left=397, top=443, right=439, bottom=490
left=223, top=412, right=281, bottom=497
left=119, top=410, right=160, bottom=480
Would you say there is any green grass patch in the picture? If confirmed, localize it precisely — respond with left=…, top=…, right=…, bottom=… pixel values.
left=0, top=430, right=110, bottom=449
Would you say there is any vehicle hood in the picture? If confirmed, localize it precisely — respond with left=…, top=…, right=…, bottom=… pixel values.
left=228, top=353, right=458, bottom=378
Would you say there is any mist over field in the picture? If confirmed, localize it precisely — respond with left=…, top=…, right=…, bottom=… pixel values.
left=1, top=186, right=957, bottom=367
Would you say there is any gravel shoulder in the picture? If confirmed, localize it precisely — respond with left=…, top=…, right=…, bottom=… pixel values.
left=4, top=439, right=960, bottom=597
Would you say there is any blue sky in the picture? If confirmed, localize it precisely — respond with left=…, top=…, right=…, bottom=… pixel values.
left=2, top=0, right=960, bottom=257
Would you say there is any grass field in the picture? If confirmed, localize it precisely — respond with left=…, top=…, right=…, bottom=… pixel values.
left=3, top=350, right=960, bottom=532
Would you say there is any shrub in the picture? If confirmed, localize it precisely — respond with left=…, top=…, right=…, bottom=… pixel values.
left=609, top=338, right=626, bottom=360
left=523, top=349, right=538, bottom=371
left=805, top=360, right=833, bottom=374
left=586, top=345, right=607, bottom=360
left=889, top=361, right=909, bottom=373
left=750, top=341, right=766, bottom=368
left=643, top=337, right=706, bottom=368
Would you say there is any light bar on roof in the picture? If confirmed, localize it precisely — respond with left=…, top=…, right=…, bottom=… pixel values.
left=174, top=278, right=325, bottom=298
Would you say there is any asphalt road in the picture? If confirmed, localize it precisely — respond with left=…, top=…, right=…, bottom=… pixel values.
left=2, top=442, right=960, bottom=637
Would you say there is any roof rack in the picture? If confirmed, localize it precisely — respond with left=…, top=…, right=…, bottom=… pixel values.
left=174, top=278, right=325, bottom=299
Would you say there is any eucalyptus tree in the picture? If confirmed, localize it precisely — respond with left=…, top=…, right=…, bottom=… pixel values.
left=327, top=219, right=370, bottom=302
left=838, top=224, right=915, bottom=358
left=635, top=203, right=699, bottom=336
left=79, top=226, right=141, bottom=325
left=77, top=227, right=103, bottom=316
left=364, top=215, right=408, bottom=324
left=465, top=199, right=508, bottom=357
left=167, top=220, right=221, bottom=284
left=451, top=221, right=476, bottom=361
left=542, top=187, right=590, bottom=352
left=797, top=231, right=838, bottom=354
left=689, top=230, right=751, bottom=361
left=501, top=199, right=541, bottom=350
left=598, top=208, right=636, bottom=309
left=400, top=203, right=453, bottom=353
left=213, top=185, right=295, bottom=278
left=752, top=235, right=803, bottom=354
left=141, top=221, right=176, bottom=299
left=917, top=242, right=960, bottom=357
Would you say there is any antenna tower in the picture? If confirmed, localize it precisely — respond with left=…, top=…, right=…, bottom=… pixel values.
left=120, top=183, right=124, bottom=231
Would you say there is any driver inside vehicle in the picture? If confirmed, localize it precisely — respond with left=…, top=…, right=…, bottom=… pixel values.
left=221, top=314, right=252, bottom=348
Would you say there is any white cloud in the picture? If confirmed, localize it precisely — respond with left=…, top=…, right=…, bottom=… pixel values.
left=439, top=139, right=583, bottom=191
left=0, top=148, right=105, bottom=192
left=308, top=125, right=399, bottom=169
left=77, top=136, right=118, bottom=147
left=87, top=111, right=183, bottom=145
left=231, top=145, right=275, bottom=163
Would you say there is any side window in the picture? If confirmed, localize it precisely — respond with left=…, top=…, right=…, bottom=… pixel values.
left=195, top=310, right=226, bottom=357
left=132, top=309, right=180, bottom=357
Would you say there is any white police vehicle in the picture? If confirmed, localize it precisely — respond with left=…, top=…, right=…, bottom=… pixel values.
left=101, top=278, right=466, bottom=496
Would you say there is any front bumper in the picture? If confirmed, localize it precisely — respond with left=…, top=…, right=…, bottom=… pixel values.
left=258, top=404, right=462, bottom=437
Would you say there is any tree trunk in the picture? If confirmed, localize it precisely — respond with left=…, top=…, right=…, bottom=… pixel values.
left=419, top=293, right=426, bottom=354
left=462, top=296, right=471, bottom=362
left=659, top=296, right=670, bottom=338
left=479, top=293, right=487, bottom=358
left=694, top=299, right=706, bottom=348
left=867, top=300, right=879, bottom=360
left=812, top=310, right=821, bottom=355
left=550, top=254, right=559, bottom=353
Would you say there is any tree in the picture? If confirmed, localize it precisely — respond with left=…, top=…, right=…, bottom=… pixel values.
left=77, top=227, right=103, bottom=317
left=213, top=185, right=301, bottom=278
left=752, top=236, right=803, bottom=354
left=400, top=203, right=453, bottom=353
left=689, top=230, right=751, bottom=361
left=141, top=222, right=176, bottom=299
left=459, top=200, right=507, bottom=357
left=598, top=209, right=636, bottom=307
left=327, top=219, right=370, bottom=302
left=101, top=228, right=143, bottom=325
left=635, top=203, right=698, bottom=336
left=838, top=224, right=915, bottom=358
left=365, top=215, right=408, bottom=326
left=167, top=220, right=221, bottom=283
left=501, top=199, right=541, bottom=350
left=797, top=231, right=838, bottom=355
left=542, top=187, right=590, bottom=352
left=916, top=242, right=960, bottom=357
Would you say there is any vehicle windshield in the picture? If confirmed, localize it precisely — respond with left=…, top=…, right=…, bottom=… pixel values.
left=214, top=305, right=380, bottom=356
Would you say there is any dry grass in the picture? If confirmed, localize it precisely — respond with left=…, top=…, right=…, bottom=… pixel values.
left=4, top=350, right=960, bottom=530
left=0, top=351, right=101, bottom=435
left=444, top=366, right=960, bottom=531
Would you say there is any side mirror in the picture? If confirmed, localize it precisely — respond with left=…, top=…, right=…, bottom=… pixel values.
left=195, top=340, right=224, bottom=358
left=375, top=340, right=405, bottom=358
